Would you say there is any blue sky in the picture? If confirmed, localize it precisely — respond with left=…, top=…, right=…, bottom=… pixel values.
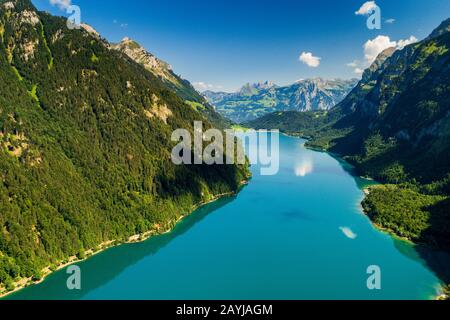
left=32, top=0, right=450, bottom=92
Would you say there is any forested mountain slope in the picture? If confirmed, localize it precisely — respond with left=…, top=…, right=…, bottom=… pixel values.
left=0, top=0, right=248, bottom=292
left=112, top=37, right=231, bottom=128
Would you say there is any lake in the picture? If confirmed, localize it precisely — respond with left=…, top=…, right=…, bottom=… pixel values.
left=8, top=133, right=448, bottom=300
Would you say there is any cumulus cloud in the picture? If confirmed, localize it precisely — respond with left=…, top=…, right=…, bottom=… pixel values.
left=397, top=36, right=418, bottom=50
left=364, top=35, right=418, bottom=64
left=363, top=35, right=397, bottom=64
left=299, top=52, right=321, bottom=68
left=355, top=1, right=377, bottom=16
left=346, top=35, right=418, bottom=75
left=49, top=0, right=72, bottom=10
left=193, top=82, right=223, bottom=91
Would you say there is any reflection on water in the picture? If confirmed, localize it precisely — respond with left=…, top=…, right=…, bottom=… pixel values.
left=7, top=134, right=449, bottom=300
left=295, top=158, right=314, bottom=177
left=394, top=239, right=450, bottom=288
left=7, top=195, right=237, bottom=300
left=339, top=227, right=358, bottom=240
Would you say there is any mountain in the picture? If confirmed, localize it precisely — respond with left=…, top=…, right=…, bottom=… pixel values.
left=426, top=18, right=450, bottom=40
left=239, top=81, right=277, bottom=96
left=111, top=37, right=231, bottom=128
left=204, top=78, right=358, bottom=123
left=0, top=0, right=248, bottom=293
left=247, top=18, right=450, bottom=250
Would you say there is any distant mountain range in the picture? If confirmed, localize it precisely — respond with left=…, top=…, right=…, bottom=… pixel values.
left=247, top=18, right=450, bottom=252
left=203, top=78, right=358, bottom=123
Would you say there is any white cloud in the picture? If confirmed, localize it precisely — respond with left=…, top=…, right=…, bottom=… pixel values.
left=346, top=60, right=359, bottom=68
left=363, top=35, right=396, bottom=64
left=193, top=82, right=223, bottom=91
left=397, top=36, right=418, bottom=50
left=347, top=61, right=364, bottom=75
left=363, top=35, right=418, bottom=64
left=49, top=0, right=72, bottom=10
left=355, top=1, right=377, bottom=16
left=346, top=61, right=365, bottom=76
left=347, top=35, right=419, bottom=75
left=385, top=18, right=396, bottom=24
left=299, top=52, right=321, bottom=68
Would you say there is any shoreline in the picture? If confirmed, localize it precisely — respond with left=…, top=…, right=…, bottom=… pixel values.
left=361, top=187, right=415, bottom=244
left=362, top=187, right=448, bottom=300
left=2, top=130, right=447, bottom=300
left=283, top=131, right=449, bottom=300
left=0, top=179, right=249, bottom=299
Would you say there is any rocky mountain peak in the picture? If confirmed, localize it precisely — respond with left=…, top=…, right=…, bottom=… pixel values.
left=81, top=23, right=100, bottom=38
left=239, top=81, right=276, bottom=96
left=112, top=37, right=173, bottom=81
left=206, top=78, right=357, bottom=123
left=111, top=36, right=229, bottom=127
left=361, top=47, right=396, bottom=82
left=1, top=0, right=35, bottom=12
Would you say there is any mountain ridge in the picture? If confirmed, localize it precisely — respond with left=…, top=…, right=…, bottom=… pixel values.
left=204, top=78, right=358, bottom=123
left=111, top=36, right=231, bottom=128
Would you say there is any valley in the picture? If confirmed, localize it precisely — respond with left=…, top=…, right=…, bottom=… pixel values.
left=0, top=0, right=449, bottom=301
left=247, top=18, right=450, bottom=257
left=203, top=78, right=358, bottom=123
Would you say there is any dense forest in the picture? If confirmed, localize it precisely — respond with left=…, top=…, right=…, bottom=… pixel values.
left=247, top=19, right=450, bottom=251
left=0, top=0, right=249, bottom=292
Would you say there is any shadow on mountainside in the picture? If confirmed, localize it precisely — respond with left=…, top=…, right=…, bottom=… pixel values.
left=416, top=197, right=450, bottom=286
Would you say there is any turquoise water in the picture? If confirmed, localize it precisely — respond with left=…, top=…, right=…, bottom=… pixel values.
left=8, top=133, right=447, bottom=300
